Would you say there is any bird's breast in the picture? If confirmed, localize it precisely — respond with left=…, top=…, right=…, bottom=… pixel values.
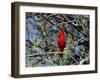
left=58, top=38, right=66, bottom=46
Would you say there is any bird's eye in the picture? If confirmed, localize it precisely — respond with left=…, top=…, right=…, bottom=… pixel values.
left=59, top=34, right=61, bottom=36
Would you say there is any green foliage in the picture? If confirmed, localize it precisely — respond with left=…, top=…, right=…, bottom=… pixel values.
left=26, top=12, right=90, bottom=67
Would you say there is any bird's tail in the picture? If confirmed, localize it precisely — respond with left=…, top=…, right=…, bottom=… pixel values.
left=59, top=52, right=63, bottom=57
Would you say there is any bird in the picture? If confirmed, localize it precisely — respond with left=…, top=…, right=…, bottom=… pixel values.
left=57, top=28, right=66, bottom=57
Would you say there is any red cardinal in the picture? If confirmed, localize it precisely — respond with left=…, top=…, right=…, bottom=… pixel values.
left=57, top=28, right=66, bottom=57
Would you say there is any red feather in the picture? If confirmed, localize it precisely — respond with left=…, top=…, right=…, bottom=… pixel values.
left=57, top=28, right=66, bottom=57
